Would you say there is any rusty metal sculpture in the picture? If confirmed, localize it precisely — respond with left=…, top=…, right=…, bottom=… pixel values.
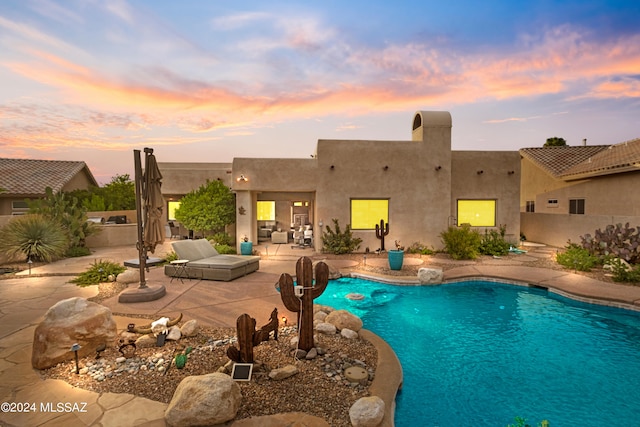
left=227, top=308, right=279, bottom=363
left=279, top=256, right=329, bottom=352
left=375, top=219, right=389, bottom=251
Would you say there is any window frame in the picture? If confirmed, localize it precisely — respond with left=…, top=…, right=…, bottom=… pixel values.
left=456, top=199, right=497, bottom=227
left=569, top=198, right=585, bottom=215
left=350, top=199, right=389, bottom=230
left=525, top=200, right=535, bottom=213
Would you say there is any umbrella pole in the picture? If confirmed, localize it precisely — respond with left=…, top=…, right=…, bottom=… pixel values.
left=134, top=149, right=147, bottom=289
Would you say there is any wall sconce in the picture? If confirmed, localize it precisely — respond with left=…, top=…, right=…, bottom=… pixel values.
left=383, top=165, right=389, bottom=171
left=477, top=170, right=484, bottom=175
left=507, top=170, right=515, bottom=175
left=281, top=316, right=287, bottom=326
left=319, top=220, right=323, bottom=228
left=435, top=165, right=442, bottom=171
left=330, top=165, right=335, bottom=170
left=236, top=174, right=248, bottom=182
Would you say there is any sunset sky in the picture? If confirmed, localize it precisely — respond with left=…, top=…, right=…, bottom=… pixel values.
left=1, top=0, right=639, bottom=184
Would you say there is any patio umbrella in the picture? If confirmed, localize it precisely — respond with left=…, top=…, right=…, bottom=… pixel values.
left=142, top=151, right=165, bottom=254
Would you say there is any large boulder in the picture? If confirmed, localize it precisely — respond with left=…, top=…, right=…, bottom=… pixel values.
left=116, top=269, right=139, bottom=284
left=417, top=267, right=443, bottom=284
left=165, top=373, right=241, bottom=427
left=32, top=297, right=117, bottom=369
left=325, top=309, right=363, bottom=332
left=349, top=396, right=385, bottom=427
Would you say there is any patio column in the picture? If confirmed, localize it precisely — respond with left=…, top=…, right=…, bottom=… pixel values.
left=235, top=190, right=256, bottom=250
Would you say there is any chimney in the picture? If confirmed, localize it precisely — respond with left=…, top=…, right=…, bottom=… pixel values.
left=582, top=138, right=587, bottom=146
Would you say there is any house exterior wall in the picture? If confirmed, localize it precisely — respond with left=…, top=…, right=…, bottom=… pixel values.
left=451, top=151, right=521, bottom=243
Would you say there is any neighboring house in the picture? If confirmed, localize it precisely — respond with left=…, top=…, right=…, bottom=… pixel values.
left=159, top=111, right=522, bottom=252
left=0, top=158, right=99, bottom=216
left=520, top=138, right=640, bottom=247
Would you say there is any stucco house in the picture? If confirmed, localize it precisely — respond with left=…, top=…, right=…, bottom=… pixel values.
left=520, top=138, right=640, bottom=247
left=0, top=158, right=98, bottom=217
left=160, top=111, right=522, bottom=252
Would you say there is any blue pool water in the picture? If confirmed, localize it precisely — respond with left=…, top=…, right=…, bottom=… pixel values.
left=316, top=277, right=640, bottom=427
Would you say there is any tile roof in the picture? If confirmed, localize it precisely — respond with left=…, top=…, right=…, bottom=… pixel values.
left=519, top=145, right=610, bottom=177
left=0, top=158, right=97, bottom=196
left=560, top=138, right=640, bottom=179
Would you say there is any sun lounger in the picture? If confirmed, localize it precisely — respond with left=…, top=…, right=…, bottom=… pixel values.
left=164, top=239, right=259, bottom=281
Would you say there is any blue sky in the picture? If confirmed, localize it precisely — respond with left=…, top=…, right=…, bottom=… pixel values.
left=1, top=0, right=639, bottom=183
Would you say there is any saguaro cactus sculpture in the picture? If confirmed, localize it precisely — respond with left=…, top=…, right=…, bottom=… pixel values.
left=227, top=308, right=279, bottom=363
left=279, top=256, right=329, bottom=351
left=375, top=219, right=390, bottom=251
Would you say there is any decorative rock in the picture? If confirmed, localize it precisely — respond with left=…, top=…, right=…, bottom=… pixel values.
left=115, top=357, right=126, bottom=364
left=325, top=310, right=363, bottom=332
left=166, top=326, right=181, bottom=341
left=292, top=349, right=307, bottom=359
left=349, top=396, right=385, bottom=427
left=305, top=348, right=318, bottom=360
left=135, top=334, right=156, bottom=348
left=316, top=322, right=337, bottom=335
left=165, top=373, right=241, bottom=426
left=180, top=319, right=199, bottom=337
left=31, top=297, right=117, bottom=369
left=269, top=364, right=299, bottom=380
left=341, top=328, right=359, bottom=339
left=314, top=310, right=328, bottom=322
left=417, top=267, right=444, bottom=284
left=313, top=260, right=341, bottom=280
left=116, top=269, right=139, bottom=284
left=346, top=293, right=365, bottom=300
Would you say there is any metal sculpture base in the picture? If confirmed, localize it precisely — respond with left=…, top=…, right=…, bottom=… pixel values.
left=118, top=283, right=166, bottom=303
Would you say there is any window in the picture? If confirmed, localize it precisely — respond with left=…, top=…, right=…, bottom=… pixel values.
left=547, top=199, right=558, bottom=207
left=351, top=199, right=389, bottom=229
left=526, top=201, right=535, bottom=213
left=457, top=200, right=496, bottom=227
left=168, top=201, right=180, bottom=220
left=569, top=198, right=585, bottom=215
left=257, top=201, right=275, bottom=221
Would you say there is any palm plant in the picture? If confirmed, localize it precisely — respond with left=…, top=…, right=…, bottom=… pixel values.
left=0, top=214, right=68, bottom=262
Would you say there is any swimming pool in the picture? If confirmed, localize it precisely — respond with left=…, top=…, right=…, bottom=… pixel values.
left=316, top=277, right=640, bottom=427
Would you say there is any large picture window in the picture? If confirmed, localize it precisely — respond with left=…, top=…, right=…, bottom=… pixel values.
left=457, top=200, right=496, bottom=227
left=351, top=199, right=389, bottom=230
left=257, top=201, right=275, bottom=221
left=168, top=201, right=180, bottom=221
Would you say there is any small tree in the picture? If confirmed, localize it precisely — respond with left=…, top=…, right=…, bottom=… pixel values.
left=544, top=137, right=567, bottom=147
left=174, top=180, right=235, bottom=236
left=100, top=174, right=136, bottom=210
left=440, top=224, right=482, bottom=260
left=321, top=219, right=362, bottom=254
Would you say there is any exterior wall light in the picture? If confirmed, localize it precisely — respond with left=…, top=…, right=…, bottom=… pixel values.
left=237, top=175, right=248, bottom=182
left=330, top=165, right=335, bottom=170
left=383, top=165, right=389, bottom=171
left=508, top=170, right=515, bottom=175
left=477, top=170, right=484, bottom=175
left=435, top=165, right=442, bottom=171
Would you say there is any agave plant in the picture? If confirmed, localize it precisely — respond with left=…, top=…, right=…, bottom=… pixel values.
left=0, top=214, right=68, bottom=262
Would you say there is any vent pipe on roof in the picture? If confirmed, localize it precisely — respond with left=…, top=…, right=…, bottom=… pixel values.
left=582, top=138, right=587, bottom=146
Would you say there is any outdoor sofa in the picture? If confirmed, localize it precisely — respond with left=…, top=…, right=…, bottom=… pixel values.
left=164, top=239, right=260, bottom=281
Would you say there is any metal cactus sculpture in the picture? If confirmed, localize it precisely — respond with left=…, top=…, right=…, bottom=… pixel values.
left=279, top=256, right=329, bottom=352
left=375, top=219, right=390, bottom=251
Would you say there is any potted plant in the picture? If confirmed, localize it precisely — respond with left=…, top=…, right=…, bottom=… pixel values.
left=388, top=240, right=405, bottom=270
left=240, top=236, right=253, bottom=255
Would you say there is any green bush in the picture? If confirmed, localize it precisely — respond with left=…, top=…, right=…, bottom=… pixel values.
left=440, top=224, right=481, bottom=260
left=0, top=214, right=68, bottom=262
left=607, top=257, right=640, bottom=283
left=211, top=232, right=232, bottom=246
left=406, top=242, right=435, bottom=255
left=165, top=251, right=178, bottom=262
left=479, top=227, right=510, bottom=256
left=556, top=243, right=598, bottom=271
left=70, top=260, right=126, bottom=287
left=321, top=219, right=362, bottom=254
left=214, top=244, right=237, bottom=254
left=65, top=246, right=92, bottom=258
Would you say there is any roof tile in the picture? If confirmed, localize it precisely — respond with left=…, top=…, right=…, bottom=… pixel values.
left=0, top=158, right=95, bottom=196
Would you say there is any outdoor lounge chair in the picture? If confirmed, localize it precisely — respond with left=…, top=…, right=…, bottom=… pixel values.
left=164, top=239, right=260, bottom=281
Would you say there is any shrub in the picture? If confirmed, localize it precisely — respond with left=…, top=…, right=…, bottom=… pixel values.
left=607, top=257, right=640, bottom=283
left=0, top=214, right=68, bottom=262
left=406, top=242, right=435, bottom=255
left=581, top=223, right=640, bottom=263
left=65, top=245, right=92, bottom=258
left=70, top=260, right=126, bottom=287
left=556, top=243, right=598, bottom=271
left=479, top=225, right=510, bottom=256
left=211, top=232, right=232, bottom=246
left=322, top=219, right=362, bottom=254
left=165, top=251, right=178, bottom=262
left=214, top=244, right=237, bottom=254
left=440, top=224, right=481, bottom=260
